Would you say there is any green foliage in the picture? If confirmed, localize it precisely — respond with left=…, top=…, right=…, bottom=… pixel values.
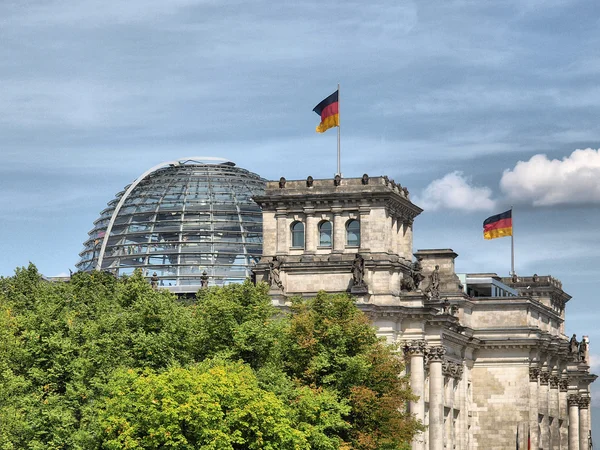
left=0, top=265, right=422, bottom=449
left=284, top=292, right=423, bottom=450
left=95, top=362, right=308, bottom=450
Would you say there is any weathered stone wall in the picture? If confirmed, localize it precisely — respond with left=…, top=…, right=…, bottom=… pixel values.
left=470, top=361, right=530, bottom=449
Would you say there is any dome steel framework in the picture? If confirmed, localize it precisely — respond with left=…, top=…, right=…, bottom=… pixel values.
left=76, top=157, right=265, bottom=292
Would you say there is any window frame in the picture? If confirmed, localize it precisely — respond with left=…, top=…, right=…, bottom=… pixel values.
left=290, top=221, right=305, bottom=249
left=318, top=220, right=333, bottom=248
left=346, top=219, right=360, bottom=247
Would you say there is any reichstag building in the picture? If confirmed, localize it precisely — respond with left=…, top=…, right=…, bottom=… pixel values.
left=78, top=157, right=595, bottom=450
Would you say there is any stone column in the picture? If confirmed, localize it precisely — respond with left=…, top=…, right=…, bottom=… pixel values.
left=540, top=371, right=550, bottom=449
left=549, top=375, right=560, bottom=449
left=442, top=362, right=457, bottom=450
left=390, top=217, right=398, bottom=254
left=456, top=365, right=466, bottom=450
left=275, top=211, right=288, bottom=254
left=305, top=213, right=317, bottom=254
left=396, top=220, right=404, bottom=257
left=578, top=397, right=590, bottom=450
left=358, top=210, right=370, bottom=252
left=332, top=212, right=344, bottom=253
left=404, top=340, right=427, bottom=450
left=529, top=367, right=540, bottom=450
left=403, top=220, right=413, bottom=258
left=560, top=379, right=569, bottom=450
left=428, top=346, right=446, bottom=450
left=568, top=394, right=580, bottom=450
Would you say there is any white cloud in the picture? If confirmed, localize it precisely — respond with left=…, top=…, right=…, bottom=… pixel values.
left=500, top=149, right=600, bottom=206
left=414, top=171, right=497, bottom=212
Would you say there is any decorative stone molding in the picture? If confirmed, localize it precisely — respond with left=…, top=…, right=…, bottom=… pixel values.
left=550, top=375, right=560, bottom=389
left=442, top=360, right=464, bottom=380
left=559, top=379, right=569, bottom=392
left=529, top=367, right=540, bottom=382
left=568, top=394, right=580, bottom=407
left=427, top=346, right=446, bottom=363
left=540, top=371, right=550, bottom=385
left=403, top=340, right=427, bottom=356
left=454, top=364, right=464, bottom=380
left=578, top=396, right=591, bottom=409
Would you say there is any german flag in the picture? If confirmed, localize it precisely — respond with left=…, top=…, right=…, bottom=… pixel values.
left=313, top=90, right=339, bottom=133
left=483, top=209, right=513, bottom=240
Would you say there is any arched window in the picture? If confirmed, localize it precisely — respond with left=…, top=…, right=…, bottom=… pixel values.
left=291, top=221, right=305, bottom=248
left=318, top=221, right=332, bottom=247
left=346, top=219, right=360, bottom=247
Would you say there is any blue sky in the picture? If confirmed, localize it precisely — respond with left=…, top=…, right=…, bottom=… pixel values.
left=1, top=0, right=599, bottom=436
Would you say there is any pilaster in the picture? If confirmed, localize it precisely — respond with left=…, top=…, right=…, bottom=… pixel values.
left=529, top=367, right=540, bottom=450
left=560, top=378, right=569, bottom=450
left=549, top=375, right=560, bottom=449
left=275, top=210, right=288, bottom=254
left=305, top=213, right=317, bottom=254
left=332, top=211, right=344, bottom=253
left=540, top=370, right=550, bottom=449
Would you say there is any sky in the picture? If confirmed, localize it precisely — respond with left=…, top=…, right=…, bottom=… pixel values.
left=1, top=0, right=599, bottom=439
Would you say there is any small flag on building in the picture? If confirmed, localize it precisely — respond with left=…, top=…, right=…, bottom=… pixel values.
left=483, top=209, right=513, bottom=240
left=313, top=90, right=339, bottom=133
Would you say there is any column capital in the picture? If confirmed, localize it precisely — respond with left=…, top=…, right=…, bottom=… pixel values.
left=403, top=339, right=427, bottom=356
left=578, top=396, right=590, bottom=409
left=539, top=371, right=550, bottom=385
left=568, top=394, right=581, bottom=407
left=550, top=375, right=560, bottom=389
left=529, top=367, right=540, bottom=382
left=442, top=360, right=463, bottom=380
left=559, top=378, right=569, bottom=392
left=427, top=346, right=446, bottom=362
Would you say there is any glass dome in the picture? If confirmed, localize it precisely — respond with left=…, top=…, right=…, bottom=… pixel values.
left=76, top=157, right=265, bottom=292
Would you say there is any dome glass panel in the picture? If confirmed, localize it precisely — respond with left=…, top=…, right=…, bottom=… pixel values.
left=76, top=158, right=265, bottom=292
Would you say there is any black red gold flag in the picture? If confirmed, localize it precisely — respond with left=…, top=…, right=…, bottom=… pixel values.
left=483, top=209, right=513, bottom=240
left=313, top=90, right=339, bottom=133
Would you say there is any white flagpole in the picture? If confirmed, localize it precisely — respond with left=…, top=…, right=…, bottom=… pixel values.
left=511, top=206, right=515, bottom=276
left=337, top=83, right=341, bottom=176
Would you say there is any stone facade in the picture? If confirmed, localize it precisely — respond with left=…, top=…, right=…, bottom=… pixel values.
left=252, top=175, right=596, bottom=450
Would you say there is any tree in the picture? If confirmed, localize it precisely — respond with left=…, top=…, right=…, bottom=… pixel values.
left=284, top=292, right=423, bottom=450
left=0, top=266, right=422, bottom=449
left=95, top=361, right=308, bottom=450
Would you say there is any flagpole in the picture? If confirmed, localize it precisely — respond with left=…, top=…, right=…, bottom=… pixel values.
left=511, top=206, right=515, bottom=276
left=337, top=83, right=341, bottom=176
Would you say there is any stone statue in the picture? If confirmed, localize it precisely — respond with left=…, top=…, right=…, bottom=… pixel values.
left=306, top=176, right=314, bottom=187
left=425, top=265, right=441, bottom=299
left=361, top=173, right=369, bottom=185
left=334, top=174, right=341, bottom=186
left=269, top=256, right=284, bottom=290
left=569, top=334, right=578, bottom=355
left=400, top=260, right=425, bottom=292
left=279, top=177, right=286, bottom=188
left=532, top=273, right=539, bottom=282
left=402, top=186, right=409, bottom=197
left=511, top=273, right=518, bottom=283
left=200, top=270, right=209, bottom=288
left=351, top=253, right=366, bottom=287
left=150, top=272, right=159, bottom=290
left=579, top=338, right=588, bottom=363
